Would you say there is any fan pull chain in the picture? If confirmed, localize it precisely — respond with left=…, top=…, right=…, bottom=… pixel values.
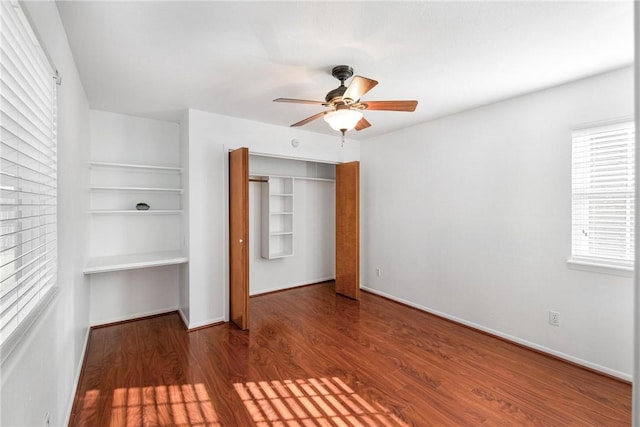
left=341, top=130, right=346, bottom=147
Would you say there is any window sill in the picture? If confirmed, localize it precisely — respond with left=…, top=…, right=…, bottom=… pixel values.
left=566, top=258, right=634, bottom=277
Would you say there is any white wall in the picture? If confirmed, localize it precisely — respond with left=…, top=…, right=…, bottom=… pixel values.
left=89, top=266, right=179, bottom=325
left=0, top=1, right=91, bottom=425
left=361, top=66, right=634, bottom=379
left=87, top=110, right=182, bottom=325
left=90, top=110, right=180, bottom=165
left=185, top=109, right=358, bottom=328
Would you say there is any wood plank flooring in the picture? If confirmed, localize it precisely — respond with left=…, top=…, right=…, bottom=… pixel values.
left=69, top=282, right=631, bottom=426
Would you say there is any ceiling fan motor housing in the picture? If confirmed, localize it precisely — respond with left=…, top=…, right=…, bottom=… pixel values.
left=325, top=86, right=347, bottom=103
left=325, top=65, right=354, bottom=103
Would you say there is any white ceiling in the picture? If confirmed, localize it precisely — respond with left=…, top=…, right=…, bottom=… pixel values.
left=55, top=1, right=634, bottom=140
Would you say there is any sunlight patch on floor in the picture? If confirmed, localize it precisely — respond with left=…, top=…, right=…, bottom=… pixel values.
left=79, top=389, right=101, bottom=422
left=234, top=377, right=409, bottom=427
left=111, top=383, right=220, bottom=426
left=82, top=383, right=220, bottom=426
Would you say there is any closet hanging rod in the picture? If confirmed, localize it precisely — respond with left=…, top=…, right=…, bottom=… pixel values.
left=249, top=174, right=335, bottom=183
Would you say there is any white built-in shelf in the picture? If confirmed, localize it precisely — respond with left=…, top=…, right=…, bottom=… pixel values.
left=89, top=161, right=182, bottom=172
left=261, top=176, right=294, bottom=259
left=89, top=186, right=183, bottom=193
left=89, top=209, right=183, bottom=215
left=84, top=250, right=188, bottom=274
left=87, top=157, right=185, bottom=273
left=294, top=177, right=334, bottom=182
left=268, top=252, right=293, bottom=259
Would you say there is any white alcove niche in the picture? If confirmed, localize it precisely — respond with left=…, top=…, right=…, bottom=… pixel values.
left=85, top=110, right=186, bottom=325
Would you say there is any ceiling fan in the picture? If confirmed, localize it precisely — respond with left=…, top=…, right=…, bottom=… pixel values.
left=274, top=65, right=418, bottom=142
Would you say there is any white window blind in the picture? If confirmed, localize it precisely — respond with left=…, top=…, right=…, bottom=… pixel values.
left=0, top=1, right=58, bottom=348
left=571, top=120, right=635, bottom=270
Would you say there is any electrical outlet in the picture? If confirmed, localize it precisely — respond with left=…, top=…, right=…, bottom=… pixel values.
left=376, top=268, right=381, bottom=277
left=548, top=311, right=560, bottom=326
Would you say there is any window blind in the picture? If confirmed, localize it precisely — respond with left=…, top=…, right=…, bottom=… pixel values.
left=571, top=120, right=635, bottom=269
left=0, top=0, right=58, bottom=347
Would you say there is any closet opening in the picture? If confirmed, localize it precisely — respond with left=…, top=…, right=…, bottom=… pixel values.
left=229, top=148, right=360, bottom=330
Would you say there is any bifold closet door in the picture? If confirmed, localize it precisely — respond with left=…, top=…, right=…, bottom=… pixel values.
left=229, top=147, right=249, bottom=330
left=335, top=161, right=360, bottom=300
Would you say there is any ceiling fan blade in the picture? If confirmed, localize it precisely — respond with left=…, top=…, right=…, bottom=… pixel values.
left=362, top=100, right=418, bottom=112
left=290, top=111, right=326, bottom=127
left=355, top=117, right=371, bottom=131
left=342, top=76, right=378, bottom=103
left=274, top=98, right=326, bottom=105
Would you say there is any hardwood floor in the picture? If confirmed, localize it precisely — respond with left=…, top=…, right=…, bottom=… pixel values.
left=69, top=282, right=631, bottom=426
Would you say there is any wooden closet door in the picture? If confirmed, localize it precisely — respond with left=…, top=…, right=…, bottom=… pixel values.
left=229, top=147, right=249, bottom=330
left=335, top=161, right=360, bottom=300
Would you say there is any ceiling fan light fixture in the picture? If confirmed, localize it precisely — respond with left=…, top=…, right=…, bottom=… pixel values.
left=323, top=109, right=363, bottom=132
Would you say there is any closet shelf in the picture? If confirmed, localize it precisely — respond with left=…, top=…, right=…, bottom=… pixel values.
left=89, top=161, right=182, bottom=172
left=84, top=250, right=188, bottom=274
left=261, top=176, right=294, bottom=259
left=89, top=209, right=183, bottom=215
left=89, top=186, right=183, bottom=193
left=268, top=252, right=294, bottom=259
left=270, top=231, right=293, bottom=236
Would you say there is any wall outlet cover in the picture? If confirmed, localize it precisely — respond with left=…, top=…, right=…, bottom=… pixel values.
left=548, top=310, right=560, bottom=326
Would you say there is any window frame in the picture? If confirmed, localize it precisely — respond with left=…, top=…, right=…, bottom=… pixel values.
left=568, top=118, right=635, bottom=274
left=0, top=0, right=60, bottom=360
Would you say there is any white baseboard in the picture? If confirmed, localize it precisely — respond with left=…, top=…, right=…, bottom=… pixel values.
left=64, top=326, right=91, bottom=426
left=361, top=285, right=632, bottom=382
left=90, top=307, right=179, bottom=327
left=250, top=277, right=334, bottom=297
left=186, top=316, right=226, bottom=330
left=183, top=279, right=334, bottom=329
left=178, top=308, right=189, bottom=329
